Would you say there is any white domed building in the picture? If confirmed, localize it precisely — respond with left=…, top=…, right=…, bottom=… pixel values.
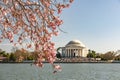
left=61, top=40, right=88, bottom=58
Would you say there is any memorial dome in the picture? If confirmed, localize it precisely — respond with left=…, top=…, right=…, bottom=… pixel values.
left=65, top=40, right=85, bottom=47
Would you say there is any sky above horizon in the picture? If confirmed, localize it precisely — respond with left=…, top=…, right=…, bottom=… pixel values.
left=52, top=0, right=120, bottom=53
left=0, top=0, right=120, bottom=53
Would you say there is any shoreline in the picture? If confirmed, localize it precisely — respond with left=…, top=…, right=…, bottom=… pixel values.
left=0, top=61, right=120, bottom=64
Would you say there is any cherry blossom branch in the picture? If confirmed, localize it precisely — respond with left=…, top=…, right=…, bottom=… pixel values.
left=0, top=0, right=74, bottom=71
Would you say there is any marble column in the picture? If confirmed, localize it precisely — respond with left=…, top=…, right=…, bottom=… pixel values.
left=70, top=49, right=71, bottom=57
left=65, top=49, right=66, bottom=57
left=69, top=49, right=70, bottom=57
left=68, top=49, right=69, bottom=57
left=80, top=49, right=82, bottom=56
left=81, top=49, right=83, bottom=57
left=68, top=49, right=70, bottom=57
left=71, top=49, right=73, bottom=57
left=78, top=49, right=80, bottom=57
left=80, top=49, right=81, bottom=56
left=67, top=49, right=68, bottom=57
left=76, top=49, right=78, bottom=57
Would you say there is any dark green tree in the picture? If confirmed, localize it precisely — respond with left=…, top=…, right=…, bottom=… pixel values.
left=27, top=55, right=34, bottom=60
left=115, top=54, right=120, bottom=60
left=87, top=49, right=96, bottom=58
left=56, top=53, right=62, bottom=58
left=0, top=51, right=6, bottom=56
left=9, top=53, right=16, bottom=61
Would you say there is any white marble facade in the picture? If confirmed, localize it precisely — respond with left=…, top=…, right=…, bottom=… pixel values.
left=62, top=40, right=88, bottom=57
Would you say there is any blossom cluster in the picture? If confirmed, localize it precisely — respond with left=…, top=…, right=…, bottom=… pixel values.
left=0, top=0, right=73, bottom=71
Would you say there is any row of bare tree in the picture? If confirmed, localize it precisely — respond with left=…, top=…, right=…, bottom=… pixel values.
left=87, top=50, right=120, bottom=61
left=0, top=49, right=38, bottom=62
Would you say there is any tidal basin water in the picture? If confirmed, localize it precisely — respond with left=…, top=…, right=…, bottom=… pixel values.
left=0, top=63, right=120, bottom=80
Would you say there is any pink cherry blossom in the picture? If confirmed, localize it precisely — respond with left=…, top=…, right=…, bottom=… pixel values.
left=53, top=64, right=62, bottom=72
left=0, top=0, right=74, bottom=71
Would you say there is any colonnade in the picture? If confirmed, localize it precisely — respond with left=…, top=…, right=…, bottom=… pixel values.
left=64, top=48, right=83, bottom=57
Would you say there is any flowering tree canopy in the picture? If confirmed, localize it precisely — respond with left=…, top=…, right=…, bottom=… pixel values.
left=0, top=0, right=73, bottom=69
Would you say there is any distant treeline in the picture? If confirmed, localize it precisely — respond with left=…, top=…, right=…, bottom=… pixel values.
left=0, top=49, right=38, bottom=62
left=86, top=50, right=120, bottom=61
left=1, top=49, right=120, bottom=62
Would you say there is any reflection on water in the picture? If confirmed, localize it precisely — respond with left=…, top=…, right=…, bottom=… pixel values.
left=0, top=63, right=120, bottom=80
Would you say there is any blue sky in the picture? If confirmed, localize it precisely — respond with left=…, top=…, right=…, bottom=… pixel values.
left=1, top=0, right=120, bottom=53
left=52, top=0, right=120, bottom=53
